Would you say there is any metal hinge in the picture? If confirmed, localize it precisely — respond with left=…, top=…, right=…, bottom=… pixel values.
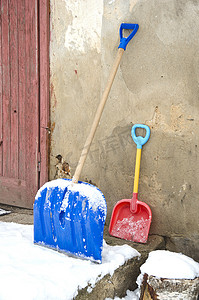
left=37, top=152, right=41, bottom=172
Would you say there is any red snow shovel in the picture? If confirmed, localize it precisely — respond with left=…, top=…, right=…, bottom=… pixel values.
left=34, top=23, right=139, bottom=263
left=109, top=124, right=152, bottom=243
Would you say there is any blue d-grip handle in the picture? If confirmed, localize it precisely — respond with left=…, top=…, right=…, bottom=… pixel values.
left=119, top=23, right=139, bottom=50
left=131, top=124, right=150, bottom=149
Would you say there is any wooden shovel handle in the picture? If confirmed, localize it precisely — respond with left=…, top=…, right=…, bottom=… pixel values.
left=72, top=48, right=124, bottom=183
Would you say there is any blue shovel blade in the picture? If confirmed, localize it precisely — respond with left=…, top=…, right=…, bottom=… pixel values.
left=34, top=179, right=107, bottom=263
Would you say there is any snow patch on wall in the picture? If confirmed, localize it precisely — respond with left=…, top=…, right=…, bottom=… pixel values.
left=64, top=0, right=103, bottom=53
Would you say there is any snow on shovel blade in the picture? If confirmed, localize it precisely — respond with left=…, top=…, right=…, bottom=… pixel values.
left=109, top=199, right=151, bottom=244
left=34, top=179, right=107, bottom=263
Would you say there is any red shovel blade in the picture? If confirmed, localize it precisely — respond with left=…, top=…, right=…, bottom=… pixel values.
left=109, top=198, right=152, bottom=243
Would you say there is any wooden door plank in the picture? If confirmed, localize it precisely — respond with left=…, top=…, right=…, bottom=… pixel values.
left=0, top=175, right=26, bottom=206
left=25, top=0, right=39, bottom=203
left=0, top=4, right=3, bottom=176
left=10, top=0, right=19, bottom=179
left=2, top=0, right=11, bottom=178
left=39, top=0, right=50, bottom=187
left=18, top=0, right=26, bottom=181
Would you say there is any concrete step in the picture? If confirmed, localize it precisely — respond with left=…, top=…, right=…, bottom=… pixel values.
left=75, top=225, right=165, bottom=299
left=0, top=204, right=33, bottom=224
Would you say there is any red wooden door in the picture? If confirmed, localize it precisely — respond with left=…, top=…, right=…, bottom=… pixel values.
left=0, top=0, right=49, bottom=208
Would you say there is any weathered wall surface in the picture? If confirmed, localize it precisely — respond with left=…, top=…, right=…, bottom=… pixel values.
left=50, top=0, right=199, bottom=250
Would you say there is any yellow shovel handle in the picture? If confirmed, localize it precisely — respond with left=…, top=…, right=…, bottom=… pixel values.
left=133, top=148, right=142, bottom=194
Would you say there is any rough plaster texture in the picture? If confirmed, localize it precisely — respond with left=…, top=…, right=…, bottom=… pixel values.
left=50, top=0, right=199, bottom=254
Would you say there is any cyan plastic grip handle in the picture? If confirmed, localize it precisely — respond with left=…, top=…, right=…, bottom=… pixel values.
left=131, top=124, right=150, bottom=149
left=118, top=23, right=139, bottom=50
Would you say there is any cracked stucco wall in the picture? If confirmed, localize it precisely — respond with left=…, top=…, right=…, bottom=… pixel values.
left=49, top=0, right=199, bottom=248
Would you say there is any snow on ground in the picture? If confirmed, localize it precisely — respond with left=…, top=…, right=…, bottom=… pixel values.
left=106, top=289, right=140, bottom=300
left=0, top=221, right=140, bottom=300
left=1, top=221, right=199, bottom=300
left=0, top=209, right=11, bottom=216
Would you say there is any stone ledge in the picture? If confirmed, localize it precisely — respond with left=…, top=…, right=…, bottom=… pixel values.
left=166, top=235, right=199, bottom=262
left=75, top=226, right=165, bottom=299
left=140, top=274, right=199, bottom=300
left=0, top=204, right=33, bottom=225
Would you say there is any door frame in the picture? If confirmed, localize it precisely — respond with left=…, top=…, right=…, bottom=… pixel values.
left=39, top=0, right=49, bottom=188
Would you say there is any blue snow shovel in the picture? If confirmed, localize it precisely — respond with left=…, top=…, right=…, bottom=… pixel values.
left=34, top=23, right=139, bottom=263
